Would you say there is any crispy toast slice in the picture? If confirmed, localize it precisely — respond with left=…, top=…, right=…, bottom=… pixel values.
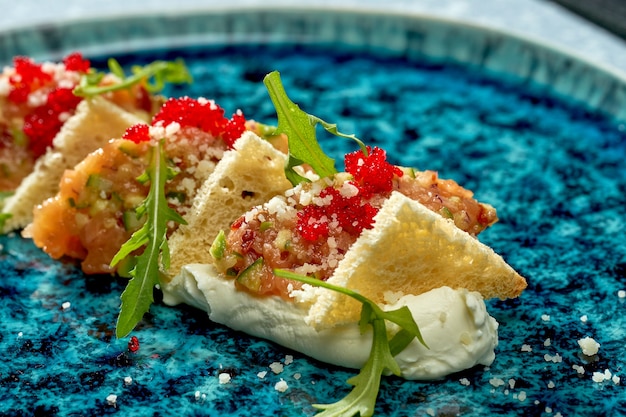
left=305, top=191, right=527, bottom=328
left=1, top=96, right=145, bottom=233
left=167, top=131, right=292, bottom=278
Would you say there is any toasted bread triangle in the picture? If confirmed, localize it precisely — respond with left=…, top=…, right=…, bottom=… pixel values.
left=2, top=96, right=145, bottom=233
left=306, top=191, right=527, bottom=328
left=167, top=131, right=292, bottom=279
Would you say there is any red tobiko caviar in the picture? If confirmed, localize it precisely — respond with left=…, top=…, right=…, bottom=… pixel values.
left=22, top=87, right=84, bottom=158
left=122, top=123, right=150, bottom=143
left=7, top=56, right=52, bottom=104
left=128, top=336, right=140, bottom=353
left=151, top=97, right=246, bottom=148
left=296, top=146, right=402, bottom=242
left=63, top=52, right=91, bottom=73
left=344, top=146, right=403, bottom=199
left=296, top=187, right=379, bottom=242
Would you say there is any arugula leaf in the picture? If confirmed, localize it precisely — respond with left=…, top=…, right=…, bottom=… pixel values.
left=73, top=58, right=192, bottom=98
left=110, top=139, right=187, bottom=338
left=263, top=71, right=367, bottom=185
left=274, top=270, right=428, bottom=417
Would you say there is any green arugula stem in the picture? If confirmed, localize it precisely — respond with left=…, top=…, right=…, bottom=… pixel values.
left=274, top=269, right=428, bottom=417
left=111, top=139, right=187, bottom=338
left=73, top=58, right=191, bottom=98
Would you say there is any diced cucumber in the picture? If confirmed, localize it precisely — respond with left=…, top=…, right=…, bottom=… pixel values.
left=86, top=174, right=114, bottom=191
left=122, top=210, right=144, bottom=231
left=210, top=230, right=227, bottom=260
left=236, top=258, right=264, bottom=292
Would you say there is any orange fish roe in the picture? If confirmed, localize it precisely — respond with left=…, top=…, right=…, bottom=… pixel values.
left=27, top=97, right=248, bottom=274
left=218, top=146, right=498, bottom=299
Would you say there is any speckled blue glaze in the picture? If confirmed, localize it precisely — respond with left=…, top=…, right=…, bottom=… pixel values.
left=1, top=20, right=626, bottom=417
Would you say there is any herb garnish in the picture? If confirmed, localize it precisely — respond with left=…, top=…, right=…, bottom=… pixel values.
left=263, top=71, right=366, bottom=185
left=275, top=270, right=427, bottom=417
left=73, top=58, right=191, bottom=98
left=264, top=72, right=427, bottom=417
left=110, top=139, right=187, bottom=338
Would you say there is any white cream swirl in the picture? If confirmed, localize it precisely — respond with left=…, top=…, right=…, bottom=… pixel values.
left=162, top=264, right=498, bottom=380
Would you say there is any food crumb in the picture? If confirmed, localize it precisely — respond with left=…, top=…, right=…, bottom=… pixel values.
left=269, top=362, right=284, bottom=374
left=459, top=378, right=470, bottom=386
left=294, top=373, right=302, bottom=380
left=518, top=391, right=527, bottom=402
left=618, top=290, right=626, bottom=299
left=544, top=338, right=551, bottom=347
left=284, top=355, right=294, bottom=365
left=521, top=344, right=532, bottom=352
left=274, top=378, right=289, bottom=392
left=124, top=376, right=132, bottom=386
left=573, top=365, right=585, bottom=375
left=106, top=394, right=117, bottom=406
left=426, top=408, right=435, bottom=417
left=580, top=315, right=588, bottom=323
left=578, top=336, right=600, bottom=356
left=218, top=373, right=231, bottom=384
left=62, top=301, right=71, bottom=310
left=544, top=353, right=562, bottom=363
left=541, top=314, right=550, bottom=322
left=547, top=381, right=555, bottom=389
left=489, top=378, right=505, bottom=388
left=257, top=371, right=268, bottom=379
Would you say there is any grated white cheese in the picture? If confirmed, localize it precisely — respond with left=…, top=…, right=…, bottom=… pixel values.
left=489, top=378, right=505, bottom=388
left=578, top=336, right=600, bottom=356
left=218, top=373, right=231, bottom=384
left=543, top=353, right=562, bottom=363
left=274, top=379, right=289, bottom=393
left=269, top=362, right=284, bottom=374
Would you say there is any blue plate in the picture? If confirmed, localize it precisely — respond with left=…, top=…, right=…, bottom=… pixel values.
left=1, top=9, right=626, bottom=417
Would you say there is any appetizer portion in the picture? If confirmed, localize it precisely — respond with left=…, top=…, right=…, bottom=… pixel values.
left=24, top=96, right=247, bottom=274
left=211, top=146, right=502, bottom=302
left=0, top=53, right=190, bottom=232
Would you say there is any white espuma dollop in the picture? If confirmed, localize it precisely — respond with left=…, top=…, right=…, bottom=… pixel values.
left=162, top=264, right=499, bottom=380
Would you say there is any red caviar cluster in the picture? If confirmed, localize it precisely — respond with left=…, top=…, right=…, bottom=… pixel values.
left=344, top=146, right=403, bottom=198
left=122, top=123, right=150, bottom=144
left=151, top=97, right=246, bottom=148
left=296, top=146, right=401, bottom=242
left=6, top=53, right=91, bottom=158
